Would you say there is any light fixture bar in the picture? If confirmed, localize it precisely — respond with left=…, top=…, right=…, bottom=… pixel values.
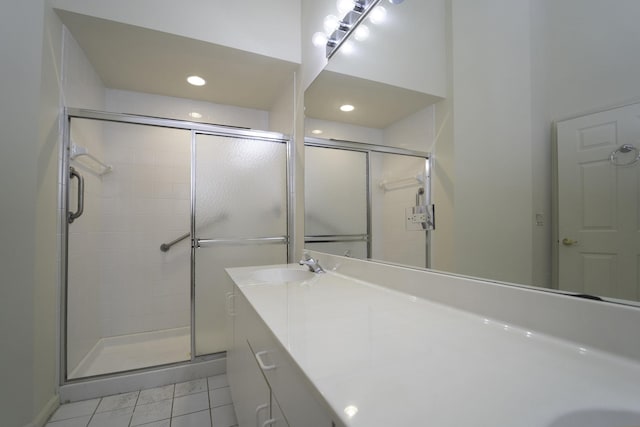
left=326, top=0, right=384, bottom=59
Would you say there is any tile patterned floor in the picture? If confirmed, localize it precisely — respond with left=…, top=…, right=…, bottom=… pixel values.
left=46, top=375, right=237, bottom=427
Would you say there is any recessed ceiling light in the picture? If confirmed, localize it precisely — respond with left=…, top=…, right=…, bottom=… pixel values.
left=340, top=104, right=355, bottom=112
left=189, top=112, right=203, bottom=119
left=187, top=75, right=206, bottom=86
left=311, top=129, right=323, bottom=135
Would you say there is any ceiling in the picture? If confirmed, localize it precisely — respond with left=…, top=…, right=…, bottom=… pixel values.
left=56, top=10, right=299, bottom=111
left=304, top=70, right=442, bottom=129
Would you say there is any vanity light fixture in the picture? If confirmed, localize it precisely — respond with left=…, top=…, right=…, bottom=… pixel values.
left=337, top=0, right=356, bottom=15
left=353, top=24, right=370, bottom=41
left=312, top=32, right=329, bottom=47
left=323, top=14, right=341, bottom=35
left=340, top=104, right=355, bottom=112
left=324, top=0, right=383, bottom=59
left=368, top=5, right=387, bottom=24
left=186, top=75, right=206, bottom=86
left=339, top=40, right=355, bottom=55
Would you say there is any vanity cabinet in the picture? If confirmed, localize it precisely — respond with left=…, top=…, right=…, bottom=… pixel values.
left=227, top=285, right=335, bottom=427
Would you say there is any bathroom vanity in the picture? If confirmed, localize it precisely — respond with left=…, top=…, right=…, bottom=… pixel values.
left=225, top=252, right=640, bottom=427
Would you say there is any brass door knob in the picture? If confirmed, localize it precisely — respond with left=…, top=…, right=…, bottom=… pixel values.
left=562, top=238, right=578, bottom=246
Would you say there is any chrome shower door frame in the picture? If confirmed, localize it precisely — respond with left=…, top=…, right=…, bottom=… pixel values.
left=304, top=137, right=432, bottom=266
left=60, top=108, right=291, bottom=384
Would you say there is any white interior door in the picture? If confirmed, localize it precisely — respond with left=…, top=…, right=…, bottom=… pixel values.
left=556, top=102, right=640, bottom=300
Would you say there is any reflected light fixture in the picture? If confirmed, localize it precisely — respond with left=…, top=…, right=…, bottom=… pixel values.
left=340, top=104, right=355, bottom=112
left=187, top=75, right=206, bottom=86
left=369, top=5, right=387, bottom=24
left=189, top=112, right=203, bottom=119
left=322, top=0, right=386, bottom=59
left=388, top=0, right=405, bottom=3
left=323, top=15, right=340, bottom=35
left=339, top=40, right=355, bottom=55
left=312, top=32, right=329, bottom=47
left=337, top=0, right=356, bottom=15
left=353, top=24, right=370, bottom=41
left=311, top=129, right=323, bottom=135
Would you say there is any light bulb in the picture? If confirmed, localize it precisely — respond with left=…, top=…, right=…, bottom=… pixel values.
left=337, top=0, right=355, bottom=15
left=340, top=104, right=355, bottom=112
left=188, top=112, right=202, bottom=119
left=340, top=40, right=355, bottom=55
left=323, top=15, right=340, bottom=35
left=353, top=24, right=370, bottom=41
left=312, top=32, right=328, bottom=47
left=369, top=6, right=387, bottom=24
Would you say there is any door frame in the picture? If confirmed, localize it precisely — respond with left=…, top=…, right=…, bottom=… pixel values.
left=552, top=99, right=640, bottom=294
left=60, top=108, right=291, bottom=384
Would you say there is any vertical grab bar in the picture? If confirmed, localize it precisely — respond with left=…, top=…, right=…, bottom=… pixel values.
left=68, top=167, right=84, bottom=224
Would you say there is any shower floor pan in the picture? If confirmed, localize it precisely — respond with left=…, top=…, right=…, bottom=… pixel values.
left=69, top=327, right=190, bottom=379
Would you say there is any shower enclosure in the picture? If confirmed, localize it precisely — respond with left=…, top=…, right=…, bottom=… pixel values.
left=61, top=109, right=290, bottom=381
left=304, top=137, right=433, bottom=268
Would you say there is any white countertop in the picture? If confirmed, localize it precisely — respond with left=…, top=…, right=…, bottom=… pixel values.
left=226, top=264, right=640, bottom=427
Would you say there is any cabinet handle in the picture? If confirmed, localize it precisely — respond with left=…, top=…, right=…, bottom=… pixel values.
left=256, top=403, right=269, bottom=426
left=255, top=351, right=276, bottom=371
left=225, top=292, right=236, bottom=316
left=262, top=419, right=276, bottom=427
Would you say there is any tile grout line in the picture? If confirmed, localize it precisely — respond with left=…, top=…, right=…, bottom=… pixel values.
left=169, top=381, right=176, bottom=427
left=208, top=377, right=213, bottom=427
left=86, top=397, right=102, bottom=427
left=127, top=389, right=141, bottom=427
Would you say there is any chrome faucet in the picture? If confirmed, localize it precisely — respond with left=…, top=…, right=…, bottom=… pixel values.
left=299, top=253, right=325, bottom=273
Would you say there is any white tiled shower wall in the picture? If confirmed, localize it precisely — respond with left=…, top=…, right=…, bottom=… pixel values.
left=97, top=123, right=192, bottom=337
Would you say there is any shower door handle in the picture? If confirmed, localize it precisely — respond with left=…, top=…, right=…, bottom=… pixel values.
left=68, top=167, right=85, bottom=224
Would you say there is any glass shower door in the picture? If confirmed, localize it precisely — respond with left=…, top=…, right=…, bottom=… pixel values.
left=304, top=146, right=369, bottom=258
left=65, top=118, right=192, bottom=379
left=193, top=132, right=288, bottom=356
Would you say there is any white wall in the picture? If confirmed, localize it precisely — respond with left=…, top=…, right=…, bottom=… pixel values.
left=0, top=1, right=63, bottom=426
left=50, top=0, right=301, bottom=64
left=530, top=0, right=640, bottom=287
left=450, top=0, right=534, bottom=284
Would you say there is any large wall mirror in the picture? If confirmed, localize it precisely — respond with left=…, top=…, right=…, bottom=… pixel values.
left=303, top=0, right=640, bottom=305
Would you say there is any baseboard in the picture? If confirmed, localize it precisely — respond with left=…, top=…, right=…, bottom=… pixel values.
left=60, top=356, right=225, bottom=402
left=25, top=394, right=59, bottom=427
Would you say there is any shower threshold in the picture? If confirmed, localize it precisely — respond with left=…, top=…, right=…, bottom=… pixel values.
left=69, top=327, right=190, bottom=379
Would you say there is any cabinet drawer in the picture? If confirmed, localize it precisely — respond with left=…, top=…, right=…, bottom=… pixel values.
left=243, top=300, right=334, bottom=427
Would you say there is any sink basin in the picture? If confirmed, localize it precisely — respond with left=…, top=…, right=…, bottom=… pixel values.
left=251, top=268, right=315, bottom=283
left=549, top=409, right=640, bottom=427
